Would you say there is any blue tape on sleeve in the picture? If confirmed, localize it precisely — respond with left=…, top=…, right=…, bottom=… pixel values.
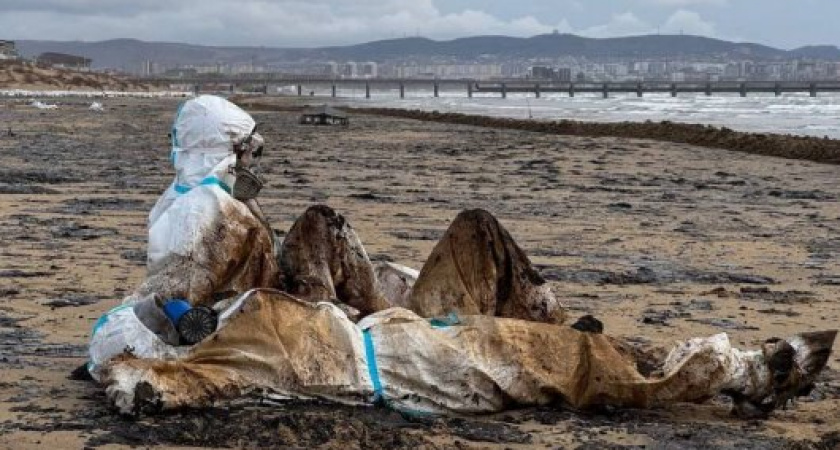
left=363, top=328, right=384, bottom=403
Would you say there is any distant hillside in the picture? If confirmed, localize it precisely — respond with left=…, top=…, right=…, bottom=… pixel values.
left=314, top=34, right=788, bottom=60
left=15, top=34, right=840, bottom=71
left=789, top=45, right=840, bottom=60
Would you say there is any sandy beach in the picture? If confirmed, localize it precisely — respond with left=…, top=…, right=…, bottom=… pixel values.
left=1, top=96, right=838, bottom=449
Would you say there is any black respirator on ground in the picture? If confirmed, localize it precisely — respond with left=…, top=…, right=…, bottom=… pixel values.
left=162, top=299, right=219, bottom=345
left=231, top=124, right=265, bottom=201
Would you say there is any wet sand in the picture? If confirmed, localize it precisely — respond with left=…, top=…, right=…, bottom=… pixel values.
left=1, top=96, right=839, bottom=449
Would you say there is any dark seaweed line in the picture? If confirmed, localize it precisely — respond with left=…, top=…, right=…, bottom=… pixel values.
left=345, top=107, right=840, bottom=165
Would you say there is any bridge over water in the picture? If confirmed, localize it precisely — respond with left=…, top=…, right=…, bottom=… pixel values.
left=144, top=76, right=840, bottom=98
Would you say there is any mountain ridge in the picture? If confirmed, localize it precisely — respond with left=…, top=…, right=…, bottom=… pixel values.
left=13, top=34, right=840, bottom=70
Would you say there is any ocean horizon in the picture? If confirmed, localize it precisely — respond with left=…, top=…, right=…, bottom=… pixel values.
left=326, top=89, right=840, bottom=139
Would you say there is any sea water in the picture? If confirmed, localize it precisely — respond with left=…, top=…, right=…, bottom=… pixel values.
left=336, top=89, right=840, bottom=139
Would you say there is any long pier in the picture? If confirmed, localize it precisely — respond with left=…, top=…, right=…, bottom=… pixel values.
left=145, top=76, right=840, bottom=98
left=473, top=81, right=840, bottom=98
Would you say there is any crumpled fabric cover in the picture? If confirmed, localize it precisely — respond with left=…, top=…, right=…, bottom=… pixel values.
left=373, top=262, right=418, bottom=308
left=359, top=306, right=742, bottom=412
left=102, top=290, right=782, bottom=415
left=406, top=209, right=565, bottom=324
left=277, top=206, right=564, bottom=323
left=87, top=295, right=183, bottom=381
left=104, top=292, right=373, bottom=413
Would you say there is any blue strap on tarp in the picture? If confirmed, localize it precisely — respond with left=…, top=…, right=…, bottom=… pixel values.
left=361, top=326, right=436, bottom=418
left=174, top=176, right=232, bottom=195
left=362, top=328, right=384, bottom=404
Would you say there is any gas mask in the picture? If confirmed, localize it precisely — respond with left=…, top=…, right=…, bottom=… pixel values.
left=231, top=129, right=265, bottom=202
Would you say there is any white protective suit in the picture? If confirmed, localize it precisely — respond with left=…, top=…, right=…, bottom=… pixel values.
left=89, top=95, right=278, bottom=381
left=147, top=95, right=255, bottom=272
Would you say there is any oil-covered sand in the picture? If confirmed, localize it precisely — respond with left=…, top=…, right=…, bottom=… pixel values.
left=1, top=97, right=839, bottom=449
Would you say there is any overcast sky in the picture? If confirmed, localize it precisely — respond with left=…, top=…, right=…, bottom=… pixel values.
left=0, top=0, right=834, bottom=49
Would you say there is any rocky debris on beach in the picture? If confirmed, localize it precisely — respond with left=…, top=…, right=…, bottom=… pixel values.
left=43, top=295, right=101, bottom=308
left=49, top=221, right=118, bottom=240
left=55, top=197, right=149, bottom=215
left=538, top=264, right=775, bottom=285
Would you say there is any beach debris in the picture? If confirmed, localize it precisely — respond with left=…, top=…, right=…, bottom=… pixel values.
left=299, top=105, right=349, bottom=126
left=705, top=286, right=815, bottom=304
left=641, top=308, right=686, bottom=326
left=120, top=249, right=147, bottom=265
left=0, top=269, right=52, bottom=278
left=89, top=101, right=104, bottom=111
left=49, top=221, right=117, bottom=240
left=686, top=317, right=760, bottom=330
left=30, top=100, right=57, bottom=109
left=537, top=264, right=775, bottom=285
left=43, top=295, right=100, bottom=308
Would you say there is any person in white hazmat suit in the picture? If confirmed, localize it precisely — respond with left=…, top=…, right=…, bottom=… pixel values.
left=91, top=95, right=837, bottom=421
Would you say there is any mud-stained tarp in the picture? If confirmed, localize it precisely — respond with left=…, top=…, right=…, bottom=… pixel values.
left=405, top=209, right=565, bottom=324
left=103, top=291, right=834, bottom=416
left=94, top=97, right=835, bottom=418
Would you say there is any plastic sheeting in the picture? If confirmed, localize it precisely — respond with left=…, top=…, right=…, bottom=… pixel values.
left=90, top=264, right=415, bottom=382
left=101, top=291, right=833, bottom=416
left=373, top=262, right=418, bottom=308
left=30, top=100, right=57, bottom=109
left=88, top=295, right=183, bottom=381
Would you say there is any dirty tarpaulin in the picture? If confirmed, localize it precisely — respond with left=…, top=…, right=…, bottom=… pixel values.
left=276, top=206, right=565, bottom=322
left=89, top=96, right=835, bottom=417
left=102, top=290, right=836, bottom=417
left=405, top=208, right=565, bottom=324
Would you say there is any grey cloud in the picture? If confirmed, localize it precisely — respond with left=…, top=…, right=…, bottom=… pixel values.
left=0, top=0, right=562, bottom=46
left=0, top=0, right=835, bottom=48
left=637, top=0, right=728, bottom=6
left=0, top=0, right=175, bottom=15
left=661, top=9, right=716, bottom=35
left=579, top=12, right=652, bottom=38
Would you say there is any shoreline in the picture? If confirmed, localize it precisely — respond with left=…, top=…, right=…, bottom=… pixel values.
left=5, top=89, right=838, bottom=164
